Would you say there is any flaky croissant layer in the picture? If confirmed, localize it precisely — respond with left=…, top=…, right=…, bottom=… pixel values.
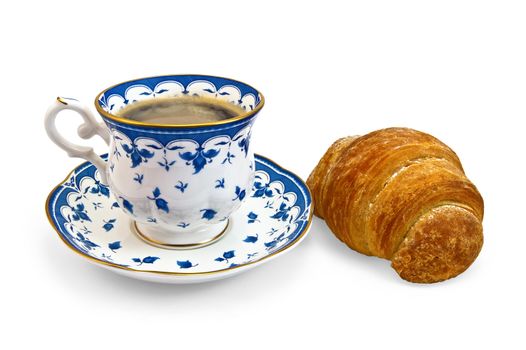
left=307, top=128, right=483, bottom=283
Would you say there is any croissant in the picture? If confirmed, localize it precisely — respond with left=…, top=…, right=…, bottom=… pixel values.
left=307, top=128, right=484, bottom=283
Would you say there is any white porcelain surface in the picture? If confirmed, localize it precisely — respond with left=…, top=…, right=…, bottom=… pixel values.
left=44, top=75, right=264, bottom=246
left=46, top=154, right=313, bottom=284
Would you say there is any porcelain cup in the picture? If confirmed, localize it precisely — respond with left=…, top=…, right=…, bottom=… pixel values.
left=45, top=75, right=264, bottom=249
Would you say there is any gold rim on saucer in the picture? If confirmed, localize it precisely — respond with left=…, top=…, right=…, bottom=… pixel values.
left=45, top=154, right=313, bottom=277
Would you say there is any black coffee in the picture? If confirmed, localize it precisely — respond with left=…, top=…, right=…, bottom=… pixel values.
left=116, top=96, right=245, bottom=124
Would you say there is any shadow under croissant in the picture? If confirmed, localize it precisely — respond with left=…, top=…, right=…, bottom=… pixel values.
left=309, top=217, right=477, bottom=287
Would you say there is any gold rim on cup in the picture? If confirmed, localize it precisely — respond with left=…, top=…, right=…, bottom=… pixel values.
left=93, top=74, right=266, bottom=129
left=131, top=219, right=230, bottom=250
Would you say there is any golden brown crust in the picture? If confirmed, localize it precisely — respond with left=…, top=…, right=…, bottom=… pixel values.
left=307, top=136, right=358, bottom=220
left=391, top=205, right=483, bottom=283
left=307, top=127, right=484, bottom=283
left=366, top=158, right=483, bottom=258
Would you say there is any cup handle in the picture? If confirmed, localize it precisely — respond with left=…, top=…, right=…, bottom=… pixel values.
left=45, top=97, right=111, bottom=184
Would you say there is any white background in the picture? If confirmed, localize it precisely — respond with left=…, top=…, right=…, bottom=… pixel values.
left=1, top=1, right=525, bottom=349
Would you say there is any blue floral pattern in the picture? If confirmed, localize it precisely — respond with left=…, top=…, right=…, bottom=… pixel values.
left=107, top=126, right=254, bottom=229
left=147, top=187, right=169, bottom=213
left=110, top=127, right=252, bottom=174
left=215, top=250, right=235, bottom=263
left=47, top=155, right=312, bottom=279
left=87, top=76, right=265, bottom=241
left=98, top=78, right=257, bottom=116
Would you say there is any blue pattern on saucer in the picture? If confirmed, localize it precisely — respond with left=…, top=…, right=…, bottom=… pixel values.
left=46, top=154, right=312, bottom=278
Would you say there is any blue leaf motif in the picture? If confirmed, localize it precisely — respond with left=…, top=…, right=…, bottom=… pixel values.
left=102, top=222, right=114, bottom=232
left=108, top=241, right=121, bottom=252
left=155, top=198, right=169, bottom=213
left=216, top=250, right=235, bottom=263
left=203, top=88, right=215, bottom=93
left=174, top=181, right=188, bottom=193
left=252, top=181, right=273, bottom=198
left=132, top=256, right=159, bottom=265
left=192, top=155, right=207, bottom=174
left=147, top=188, right=169, bottom=213
left=271, top=211, right=286, bottom=220
left=158, top=157, right=176, bottom=171
left=120, top=198, right=134, bottom=214
left=133, top=173, right=144, bottom=184
left=243, top=234, right=258, bottom=243
left=129, top=149, right=143, bottom=168
left=264, top=241, right=277, bottom=249
left=77, top=211, right=91, bottom=222
left=177, top=260, right=198, bottom=269
left=178, top=143, right=221, bottom=174
left=202, top=148, right=220, bottom=159
left=247, top=211, right=259, bottom=224
left=71, top=203, right=91, bottom=222
left=122, top=142, right=155, bottom=168
left=247, top=252, right=258, bottom=259
left=223, top=250, right=235, bottom=259
left=121, top=144, right=131, bottom=154
left=215, top=178, right=225, bottom=188
left=264, top=233, right=285, bottom=250
left=89, top=181, right=110, bottom=196
left=253, top=188, right=266, bottom=197
left=200, top=209, right=217, bottom=220
left=222, top=152, right=235, bottom=164
left=179, top=151, right=196, bottom=162
left=271, top=203, right=291, bottom=222
left=99, top=184, right=110, bottom=197
left=142, top=256, right=160, bottom=264
left=233, top=186, right=246, bottom=201
left=76, top=232, right=99, bottom=250
left=237, top=136, right=250, bottom=157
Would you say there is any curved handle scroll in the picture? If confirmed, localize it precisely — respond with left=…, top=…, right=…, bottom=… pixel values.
left=45, top=97, right=110, bottom=183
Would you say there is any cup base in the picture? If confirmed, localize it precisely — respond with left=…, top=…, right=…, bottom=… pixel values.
left=132, top=220, right=229, bottom=250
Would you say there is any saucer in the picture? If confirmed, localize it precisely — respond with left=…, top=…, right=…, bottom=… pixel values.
left=46, top=154, right=313, bottom=284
